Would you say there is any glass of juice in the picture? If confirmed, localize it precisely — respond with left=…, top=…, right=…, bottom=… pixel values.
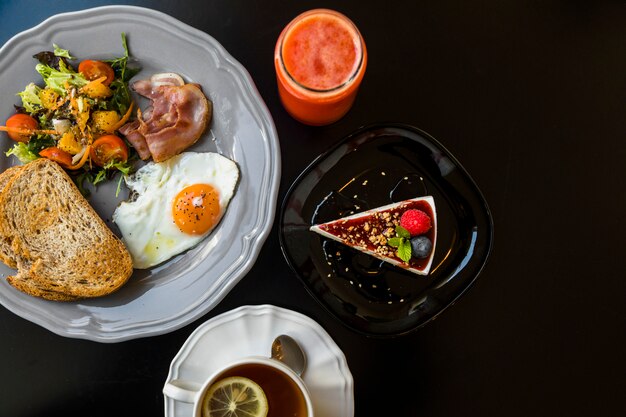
left=274, top=9, right=367, bottom=126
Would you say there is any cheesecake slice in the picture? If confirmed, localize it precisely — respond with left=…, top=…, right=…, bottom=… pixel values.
left=310, top=196, right=437, bottom=275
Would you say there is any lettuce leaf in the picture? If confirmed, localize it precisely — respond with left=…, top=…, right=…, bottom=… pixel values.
left=53, top=44, right=74, bottom=59
left=5, top=143, right=38, bottom=163
left=17, top=83, right=42, bottom=113
left=5, top=134, right=56, bottom=164
left=36, top=61, right=88, bottom=95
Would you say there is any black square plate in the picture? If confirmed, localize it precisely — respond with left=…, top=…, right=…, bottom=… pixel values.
left=279, top=123, right=494, bottom=337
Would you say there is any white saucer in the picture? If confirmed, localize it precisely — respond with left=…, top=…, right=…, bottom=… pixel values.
left=163, top=304, right=354, bottom=417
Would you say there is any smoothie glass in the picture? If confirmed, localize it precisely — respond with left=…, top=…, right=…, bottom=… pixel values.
left=275, top=9, right=367, bottom=126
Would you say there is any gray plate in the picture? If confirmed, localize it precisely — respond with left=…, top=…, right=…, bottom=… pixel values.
left=0, top=6, right=281, bottom=342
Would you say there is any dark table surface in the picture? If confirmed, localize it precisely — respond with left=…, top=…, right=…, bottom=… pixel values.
left=1, top=1, right=625, bottom=416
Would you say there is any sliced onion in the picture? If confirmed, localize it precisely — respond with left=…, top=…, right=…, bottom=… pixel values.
left=72, top=146, right=87, bottom=165
left=52, top=118, right=71, bottom=134
left=150, top=72, right=185, bottom=87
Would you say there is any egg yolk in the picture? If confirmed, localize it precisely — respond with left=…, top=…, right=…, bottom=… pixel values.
left=172, top=184, right=221, bottom=235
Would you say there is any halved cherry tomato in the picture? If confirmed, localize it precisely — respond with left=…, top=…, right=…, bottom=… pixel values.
left=90, top=135, right=129, bottom=167
left=78, top=60, right=115, bottom=86
left=5, top=113, right=38, bottom=142
left=39, top=147, right=73, bottom=168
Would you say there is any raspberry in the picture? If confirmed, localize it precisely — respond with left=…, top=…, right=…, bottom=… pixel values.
left=400, top=209, right=431, bottom=236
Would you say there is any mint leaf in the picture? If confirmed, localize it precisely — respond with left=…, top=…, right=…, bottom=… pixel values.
left=396, top=225, right=411, bottom=239
left=388, top=237, right=403, bottom=248
left=397, top=240, right=412, bottom=263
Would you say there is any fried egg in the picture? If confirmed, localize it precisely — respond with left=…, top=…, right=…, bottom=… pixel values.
left=113, top=152, right=239, bottom=269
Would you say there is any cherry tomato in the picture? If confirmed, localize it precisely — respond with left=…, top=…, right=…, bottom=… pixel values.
left=78, top=60, right=115, bottom=86
left=39, top=147, right=73, bottom=168
left=90, top=135, right=129, bottom=167
left=5, top=113, right=38, bottom=142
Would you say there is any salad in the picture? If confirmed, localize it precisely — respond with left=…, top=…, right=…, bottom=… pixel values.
left=0, top=34, right=140, bottom=194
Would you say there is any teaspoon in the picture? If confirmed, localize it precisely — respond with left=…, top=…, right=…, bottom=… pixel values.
left=270, top=334, right=307, bottom=377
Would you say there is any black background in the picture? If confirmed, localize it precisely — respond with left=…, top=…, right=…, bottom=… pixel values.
left=1, top=1, right=625, bottom=416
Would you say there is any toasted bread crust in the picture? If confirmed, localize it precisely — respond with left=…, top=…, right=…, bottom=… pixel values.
left=0, top=165, right=23, bottom=268
left=6, top=274, right=78, bottom=301
left=0, top=159, right=133, bottom=300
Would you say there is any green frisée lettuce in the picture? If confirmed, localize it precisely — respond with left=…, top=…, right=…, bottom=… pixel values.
left=35, top=59, right=88, bottom=95
left=53, top=44, right=74, bottom=60
left=5, top=143, right=38, bottom=163
left=17, top=83, right=43, bottom=113
left=5, top=135, right=55, bottom=164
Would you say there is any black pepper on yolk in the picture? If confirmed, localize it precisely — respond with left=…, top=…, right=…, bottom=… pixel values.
left=172, top=184, right=221, bottom=235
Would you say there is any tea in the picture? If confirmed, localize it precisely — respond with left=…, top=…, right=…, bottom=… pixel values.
left=207, top=362, right=308, bottom=417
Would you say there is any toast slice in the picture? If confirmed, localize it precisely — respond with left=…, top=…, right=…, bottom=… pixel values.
left=0, top=165, right=76, bottom=300
left=0, top=158, right=133, bottom=300
left=310, top=196, right=437, bottom=275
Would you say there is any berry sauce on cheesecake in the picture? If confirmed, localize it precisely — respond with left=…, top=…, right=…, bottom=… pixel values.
left=310, top=196, right=437, bottom=275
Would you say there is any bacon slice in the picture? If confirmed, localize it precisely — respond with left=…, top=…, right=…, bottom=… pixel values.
left=118, top=120, right=151, bottom=160
left=119, top=75, right=212, bottom=162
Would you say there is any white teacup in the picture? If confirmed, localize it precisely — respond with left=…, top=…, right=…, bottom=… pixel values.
left=163, top=356, right=314, bottom=417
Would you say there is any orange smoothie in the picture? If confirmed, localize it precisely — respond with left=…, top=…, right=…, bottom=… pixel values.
left=275, top=9, right=367, bottom=126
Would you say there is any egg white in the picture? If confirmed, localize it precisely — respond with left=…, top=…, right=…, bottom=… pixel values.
left=113, top=152, right=239, bottom=269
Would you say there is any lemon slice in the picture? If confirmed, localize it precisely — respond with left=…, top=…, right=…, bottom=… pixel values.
left=202, top=376, right=269, bottom=417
